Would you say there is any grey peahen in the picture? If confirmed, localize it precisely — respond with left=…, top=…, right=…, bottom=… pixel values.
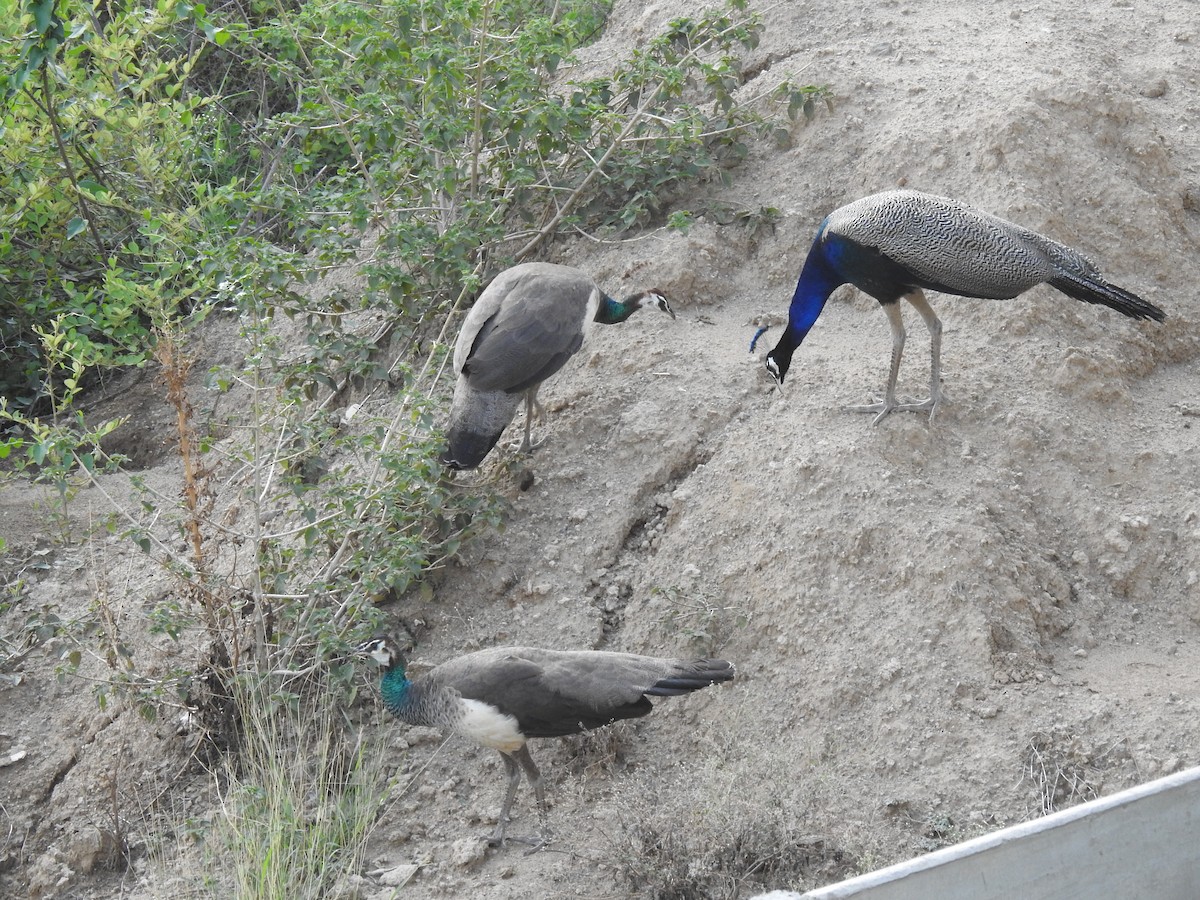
left=441, top=262, right=673, bottom=469
left=361, top=635, right=734, bottom=849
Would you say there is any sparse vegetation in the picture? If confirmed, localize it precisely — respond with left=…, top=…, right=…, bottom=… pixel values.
left=652, top=584, right=749, bottom=655
left=1023, top=729, right=1123, bottom=816
left=204, top=682, right=391, bottom=898
left=610, top=761, right=857, bottom=898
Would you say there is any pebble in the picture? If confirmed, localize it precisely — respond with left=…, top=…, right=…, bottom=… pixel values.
left=378, top=864, right=420, bottom=886
left=450, top=838, right=487, bottom=869
left=1139, top=78, right=1168, bottom=98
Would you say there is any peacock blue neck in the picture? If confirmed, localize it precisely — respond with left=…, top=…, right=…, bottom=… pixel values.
left=784, top=221, right=845, bottom=344
left=595, top=293, right=644, bottom=325
left=379, top=664, right=413, bottom=715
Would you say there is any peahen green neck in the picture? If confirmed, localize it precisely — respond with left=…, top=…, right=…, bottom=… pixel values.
left=594, top=292, right=645, bottom=325
left=379, top=662, right=413, bottom=716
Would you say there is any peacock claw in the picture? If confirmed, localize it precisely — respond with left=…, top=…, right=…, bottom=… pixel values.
left=843, top=395, right=938, bottom=426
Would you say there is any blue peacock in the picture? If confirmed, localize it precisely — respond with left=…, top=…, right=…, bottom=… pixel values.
left=764, top=189, right=1167, bottom=423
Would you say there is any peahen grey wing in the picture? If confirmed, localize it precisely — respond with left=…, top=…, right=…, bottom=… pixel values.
left=435, top=648, right=732, bottom=739
left=459, top=269, right=595, bottom=395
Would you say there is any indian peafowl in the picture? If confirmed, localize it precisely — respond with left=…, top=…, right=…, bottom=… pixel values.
left=441, top=262, right=673, bottom=469
left=763, top=189, right=1166, bottom=423
left=361, top=635, right=734, bottom=849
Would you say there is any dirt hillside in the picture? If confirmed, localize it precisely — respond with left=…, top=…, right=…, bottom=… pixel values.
left=2, top=0, right=1199, bottom=897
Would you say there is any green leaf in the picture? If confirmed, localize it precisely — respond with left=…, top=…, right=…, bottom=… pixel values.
left=203, top=22, right=230, bottom=46
left=66, top=217, right=87, bottom=239
left=31, top=0, right=56, bottom=33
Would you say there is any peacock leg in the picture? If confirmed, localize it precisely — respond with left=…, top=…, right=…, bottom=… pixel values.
left=844, top=299, right=906, bottom=424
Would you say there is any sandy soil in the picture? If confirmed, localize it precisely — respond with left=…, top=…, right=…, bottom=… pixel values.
left=2, top=0, right=1199, bottom=897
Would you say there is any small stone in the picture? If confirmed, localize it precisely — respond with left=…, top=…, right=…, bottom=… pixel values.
left=65, top=827, right=124, bottom=875
left=450, top=837, right=488, bottom=868
left=1139, top=78, right=1168, bottom=98
left=330, top=874, right=369, bottom=900
left=378, top=864, right=420, bottom=887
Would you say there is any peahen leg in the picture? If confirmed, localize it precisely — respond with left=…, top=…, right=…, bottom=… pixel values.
left=489, top=752, right=524, bottom=847
left=513, top=388, right=547, bottom=454
left=489, top=746, right=551, bottom=852
left=512, top=744, right=552, bottom=853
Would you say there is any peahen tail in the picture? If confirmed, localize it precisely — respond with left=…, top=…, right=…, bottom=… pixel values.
left=646, top=659, right=736, bottom=695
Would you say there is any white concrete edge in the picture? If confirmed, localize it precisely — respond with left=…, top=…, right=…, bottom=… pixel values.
left=750, top=764, right=1200, bottom=899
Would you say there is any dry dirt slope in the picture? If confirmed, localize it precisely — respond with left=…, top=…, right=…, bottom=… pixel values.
left=2, top=0, right=1200, bottom=897
left=356, top=0, right=1200, bottom=895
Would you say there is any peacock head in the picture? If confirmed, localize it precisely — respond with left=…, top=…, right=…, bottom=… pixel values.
left=359, top=635, right=404, bottom=670
left=764, top=329, right=800, bottom=387
left=764, top=347, right=791, bottom=386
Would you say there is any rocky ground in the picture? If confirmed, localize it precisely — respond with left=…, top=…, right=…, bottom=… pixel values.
left=2, top=0, right=1198, bottom=897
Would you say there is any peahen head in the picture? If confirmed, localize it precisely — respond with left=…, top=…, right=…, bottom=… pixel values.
left=597, top=289, right=675, bottom=324
left=637, top=289, right=675, bottom=319
left=360, top=635, right=415, bottom=716
left=359, top=635, right=404, bottom=671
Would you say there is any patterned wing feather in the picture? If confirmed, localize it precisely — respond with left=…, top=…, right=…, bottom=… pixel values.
left=827, top=190, right=1058, bottom=299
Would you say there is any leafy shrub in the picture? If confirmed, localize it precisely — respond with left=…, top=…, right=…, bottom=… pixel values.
left=1, top=0, right=217, bottom=411
left=3, top=0, right=827, bottom=718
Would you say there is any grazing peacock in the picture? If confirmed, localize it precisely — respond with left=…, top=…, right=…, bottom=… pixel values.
left=763, top=189, right=1166, bottom=423
left=361, top=635, right=734, bottom=849
left=441, top=262, right=673, bottom=469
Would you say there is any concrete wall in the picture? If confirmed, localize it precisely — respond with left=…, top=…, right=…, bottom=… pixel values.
left=754, top=765, right=1200, bottom=900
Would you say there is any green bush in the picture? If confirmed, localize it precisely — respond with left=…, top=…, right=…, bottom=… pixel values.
left=3, top=0, right=827, bottom=716
left=1, top=0, right=219, bottom=411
